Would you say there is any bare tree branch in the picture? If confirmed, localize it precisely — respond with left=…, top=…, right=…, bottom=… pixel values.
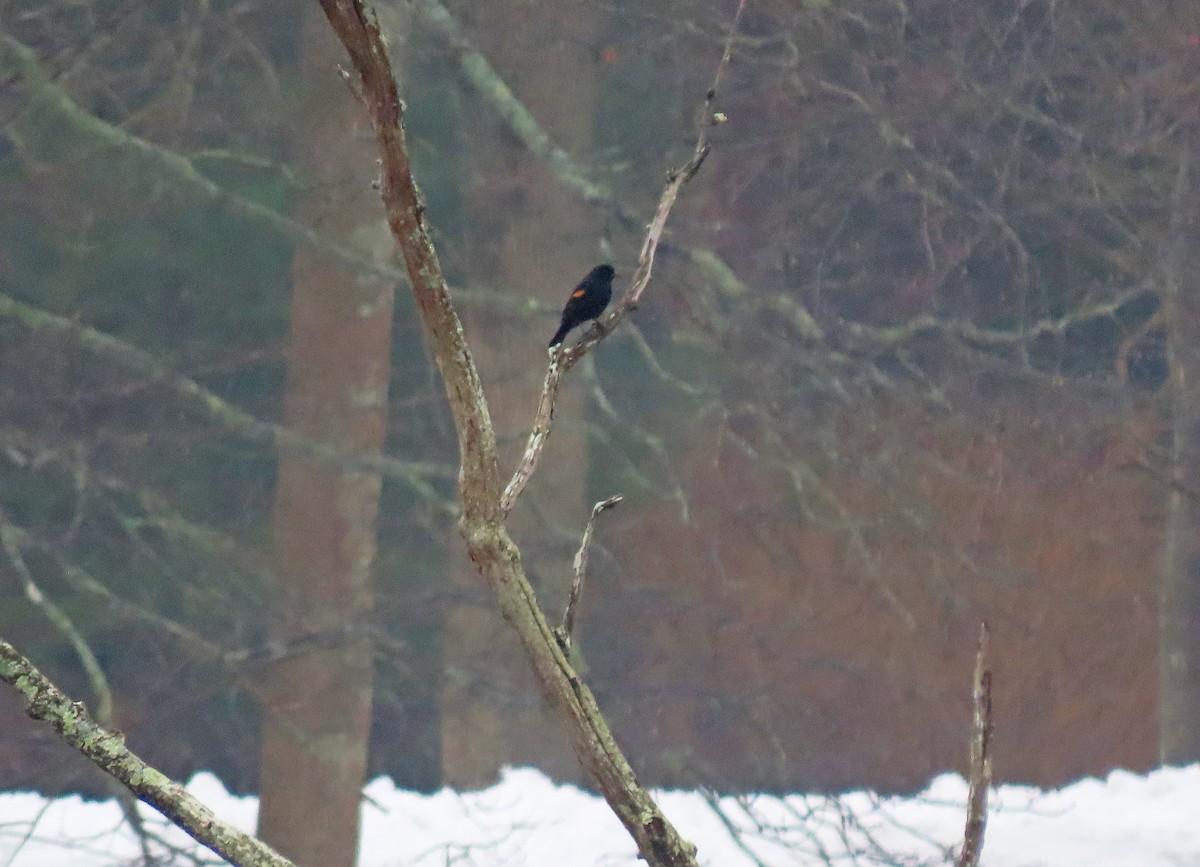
left=559, top=0, right=749, bottom=370
left=499, top=0, right=745, bottom=533
left=0, top=32, right=389, bottom=284
left=837, top=283, right=1156, bottom=352
left=315, top=0, right=740, bottom=861
left=0, top=638, right=297, bottom=867
left=957, top=622, right=993, bottom=867
left=556, top=495, right=623, bottom=652
left=500, top=348, right=564, bottom=515
left=396, top=0, right=826, bottom=343
left=0, top=290, right=454, bottom=512
left=0, top=28, right=543, bottom=323
left=0, top=522, right=115, bottom=724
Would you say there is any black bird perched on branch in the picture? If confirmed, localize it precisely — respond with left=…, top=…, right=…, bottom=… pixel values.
left=549, top=264, right=615, bottom=348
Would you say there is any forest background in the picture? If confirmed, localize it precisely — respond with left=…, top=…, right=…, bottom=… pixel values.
left=1, top=0, right=1199, bottom=861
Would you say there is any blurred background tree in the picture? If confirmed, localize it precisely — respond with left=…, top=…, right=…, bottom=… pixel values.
left=1, top=0, right=1199, bottom=861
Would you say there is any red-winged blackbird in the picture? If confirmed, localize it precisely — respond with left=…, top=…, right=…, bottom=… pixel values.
left=549, top=264, right=616, bottom=348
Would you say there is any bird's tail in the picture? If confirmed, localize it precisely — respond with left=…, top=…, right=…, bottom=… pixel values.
left=549, top=322, right=570, bottom=348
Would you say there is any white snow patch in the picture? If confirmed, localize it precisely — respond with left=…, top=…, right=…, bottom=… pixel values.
left=1, top=764, right=1197, bottom=866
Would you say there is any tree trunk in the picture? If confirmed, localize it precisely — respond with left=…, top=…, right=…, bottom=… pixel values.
left=1160, top=147, right=1200, bottom=765
left=256, top=12, right=395, bottom=865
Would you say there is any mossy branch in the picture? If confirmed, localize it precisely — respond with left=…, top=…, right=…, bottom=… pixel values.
left=0, top=638, right=296, bottom=867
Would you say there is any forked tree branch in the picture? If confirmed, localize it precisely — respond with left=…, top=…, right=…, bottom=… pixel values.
left=317, top=1, right=731, bottom=863
left=501, top=348, right=563, bottom=515
left=500, top=0, right=747, bottom=518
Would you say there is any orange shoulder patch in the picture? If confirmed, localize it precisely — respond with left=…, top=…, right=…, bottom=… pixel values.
left=572, top=288, right=587, bottom=298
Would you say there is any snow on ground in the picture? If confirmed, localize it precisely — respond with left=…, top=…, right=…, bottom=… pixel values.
left=1, top=764, right=1197, bottom=866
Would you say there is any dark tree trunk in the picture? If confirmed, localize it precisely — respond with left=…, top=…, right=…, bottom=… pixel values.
left=256, top=11, right=395, bottom=865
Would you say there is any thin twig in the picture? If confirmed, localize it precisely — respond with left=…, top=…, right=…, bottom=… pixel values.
left=0, top=522, right=114, bottom=725
left=560, top=0, right=749, bottom=371
left=555, top=495, right=623, bottom=651
left=500, top=348, right=563, bottom=515
left=957, top=621, right=993, bottom=867
left=502, top=0, right=744, bottom=513
left=623, top=322, right=715, bottom=397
